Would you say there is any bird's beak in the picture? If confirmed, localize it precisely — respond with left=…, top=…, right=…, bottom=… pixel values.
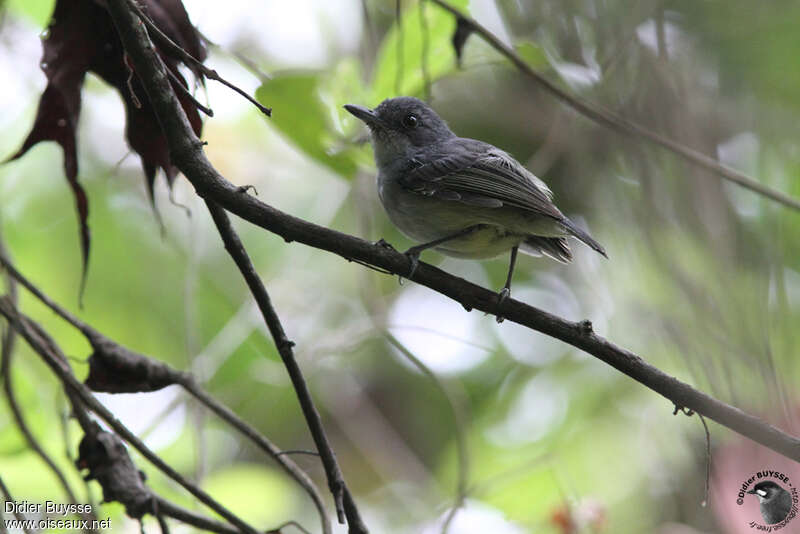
left=344, top=104, right=383, bottom=128
left=746, top=489, right=757, bottom=494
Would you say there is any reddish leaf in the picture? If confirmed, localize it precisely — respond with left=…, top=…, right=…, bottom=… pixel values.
left=6, top=0, right=206, bottom=295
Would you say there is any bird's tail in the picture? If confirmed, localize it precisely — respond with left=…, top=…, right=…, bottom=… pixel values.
left=560, top=218, right=607, bottom=258
left=521, top=236, right=573, bottom=264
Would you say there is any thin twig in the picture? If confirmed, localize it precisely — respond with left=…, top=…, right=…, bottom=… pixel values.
left=181, top=374, right=330, bottom=534
left=276, top=449, right=321, bottom=457
left=0, top=256, right=85, bottom=332
left=205, top=200, right=366, bottom=533
left=104, top=0, right=800, bottom=466
left=0, top=300, right=260, bottom=534
left=0, top=475, right=31, bottom=534
left=266, top=520, right=313, bottom=534
left=124, top=0, right=271, bottom=117
left=427, top=0, right=800, bottom=212
left=197, top=31, right=272, bottom=84
left=155, top=497, right=240, bottom=534
left=0, top=253, right=331, bottom=534
left=165, top=65, right=213, bottom=117
left=2, top=300, right=253, bottom=534
left=0, top=240, right=83, bottom=513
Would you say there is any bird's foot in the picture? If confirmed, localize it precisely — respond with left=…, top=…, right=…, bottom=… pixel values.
left=495, top=287, right=511, bottom=323
left=374, top=238, right=396, bottom=251
left=403, top=249, right=421, bottom=279
left=237, top=184, right=258, bottom=196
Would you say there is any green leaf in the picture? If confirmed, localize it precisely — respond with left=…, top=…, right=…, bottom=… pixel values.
left=324, top=58, right=369, bottom=128
left=256, top=74, right=358, bottom=178
left=371, top=0, right=469, bottom=102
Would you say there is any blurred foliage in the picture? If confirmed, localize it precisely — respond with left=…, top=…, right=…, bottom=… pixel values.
left=1, top=0, right=800, bottom=533
left=256, top=73, right=360, bottom=177
left=5, top=0, right=53, bottom=27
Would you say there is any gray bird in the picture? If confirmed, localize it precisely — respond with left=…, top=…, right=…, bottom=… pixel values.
left=344, top=97, right=606, bottom=307
left=747, top=481, right=793, bottom=524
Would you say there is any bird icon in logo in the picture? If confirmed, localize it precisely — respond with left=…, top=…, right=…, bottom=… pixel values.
left=746, top=480, right=792, bottom=524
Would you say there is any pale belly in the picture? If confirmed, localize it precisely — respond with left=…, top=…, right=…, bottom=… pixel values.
left=430, top=227, right=527, bottom=259
left=377, top=172, right=564, bottom=259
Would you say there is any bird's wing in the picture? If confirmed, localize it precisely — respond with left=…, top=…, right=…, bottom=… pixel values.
left=402, top=138, right=562, bottom=218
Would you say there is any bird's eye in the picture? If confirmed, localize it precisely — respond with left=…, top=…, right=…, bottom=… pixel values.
left=402, top=114, right=419, bottom=129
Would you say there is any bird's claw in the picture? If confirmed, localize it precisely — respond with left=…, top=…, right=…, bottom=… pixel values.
left=237, top=184, right=258, bottom=196
left=374, top=238, right=396, bottom=251
left=405, top=250, right=421, bottom=279
left=495, top=287, right=511, bottom=323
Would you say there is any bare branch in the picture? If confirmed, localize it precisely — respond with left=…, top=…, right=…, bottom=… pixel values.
left=0, top=253, right=330, bottom=534
left=206, top=200, right=365, bottom=533
left=0, top=298, right=259, bottom=534
left=0, top=475, right=31, bottom=534
left=182, top=373, right=331, bottom=534
left=124, top=0, right=271, bottom=117
left=153, top=498, right=240, bottom=534
left=105, top=0, right=800, bottom=467
left=428, top=0, right=800, bottom=212
left=0, top=237, right=85, bottom=521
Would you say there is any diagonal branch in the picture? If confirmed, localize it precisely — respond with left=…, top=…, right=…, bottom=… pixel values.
left=0, top=235, right=86, bottom=522
left=205, top=201, right=366, bottom=534
left=428, top=0, right=800, bottom=212
left=105, top=0, right=800, bottom=466
left=0, top=474, right=31, bottom=534
left=124, top=0, right=271, bottom=117
left=0, top=298, right=259, bottom=534
left=0, top=254, right=330, bottom=534
left=0, top=299, right=306, bottom=534
left=180, top=375, right=332, bottom=534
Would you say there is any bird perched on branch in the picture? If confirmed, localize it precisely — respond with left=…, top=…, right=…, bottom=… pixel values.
left=345, top=97, right=606, bottom=316
left=747, top=481, right=793, bottom=524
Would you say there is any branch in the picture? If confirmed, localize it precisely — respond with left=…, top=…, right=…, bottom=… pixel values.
left=1, top=330, right=84, bottom=511
left=181, top=376, right=331, bottom=534
left=0, top=475, right=31, bottom=534
left=125, top=0, right=271, bottom=117
left=0, top=254, right=330, bottom=534
left=103, top=0, right=800, bottom=464
left=154, top=498, right=239, bottom=534
left=0, top=290, right=317, bottom=534
left=428, top=0, right=800, bottom=212
left=0, top=236, right=85, bottom=518
left=205, top=201, right=366, bottom=533
left=0, top=299, right=259, bottom=534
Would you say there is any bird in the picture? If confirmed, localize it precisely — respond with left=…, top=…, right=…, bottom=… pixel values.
left=344, top=97, right=606, bottom=314
left=747, top=481, right=793, bottom=524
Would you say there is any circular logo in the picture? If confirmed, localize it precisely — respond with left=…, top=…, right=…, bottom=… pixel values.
left=736, top=470, right=798, bottom=529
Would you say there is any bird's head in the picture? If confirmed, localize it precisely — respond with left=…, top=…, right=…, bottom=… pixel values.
left=344, top=97, right=455, bottom=166
left=747, top=481, right=785, bottom=502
